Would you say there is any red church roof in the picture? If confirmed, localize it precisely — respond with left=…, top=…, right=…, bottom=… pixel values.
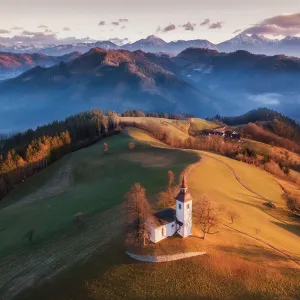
left=181, top=175, right=188, bottom=188
left=176, top=176, right=192, bottom=203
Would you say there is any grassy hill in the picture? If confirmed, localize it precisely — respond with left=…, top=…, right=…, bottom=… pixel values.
left=0, top=130, right=200, bottom=299
left=121, top=117, right=191, bottom=139
left=2, top=120, right=300, bottom=300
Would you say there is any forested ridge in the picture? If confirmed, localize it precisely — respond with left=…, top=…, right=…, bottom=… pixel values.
left=0, top=109, right=121, bottom=200
left=212, top=108, right=300, bottom=144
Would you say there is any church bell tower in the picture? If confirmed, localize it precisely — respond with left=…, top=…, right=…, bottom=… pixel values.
left=175, top=175, right=193, bottom=237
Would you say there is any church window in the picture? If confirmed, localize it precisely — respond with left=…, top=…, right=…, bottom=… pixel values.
left=187, top=204, right=190, bottom=209
left=178, top=203, right=181, bottom=209
left=161, top=227, right=164, bottom=236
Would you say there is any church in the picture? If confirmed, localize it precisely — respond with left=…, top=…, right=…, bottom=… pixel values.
left=146, top=176, right=193, bottom=243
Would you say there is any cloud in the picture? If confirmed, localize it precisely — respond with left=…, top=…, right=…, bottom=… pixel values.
left=248, top=93, right=281, bottom=105
left=157, top=24, right=176, bottom=33
left=233, top=29, right=242, bottom=34
left=22, top=30, right=37, bottom=36
left=181, top=22, right=195, bottom=31
left=209, top=22, right=223, bottom=29
left=108, top=37, right=129, bottom=45
left=200, top=19, right=210, bottom=26
left=63, top=27, right=71, bottom=31
left=119, top=19, right=128, bottom=22
left=98, top=21, right=106, bottom=26
left=38, top=25, right=48, bottom=29
left=111, top=22, right=119, bottom=26
left=11, top=26, right=23, bottom=31
left=0, top=32, right=93, bottom=45
left=121, top=26, right=126, bottom=29
left=244, top=13, right=300, bottom=36
left=0, top=29, right=11, bottom=34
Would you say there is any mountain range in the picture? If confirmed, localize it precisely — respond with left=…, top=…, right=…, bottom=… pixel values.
left=0, top=52, right=81, bottom=80
left=1, top=47, right=300, bottom=132
left=1, top=33, right=300, bottom=57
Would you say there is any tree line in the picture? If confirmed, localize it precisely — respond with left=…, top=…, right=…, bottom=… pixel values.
left=211, top=107, right=300, bottom=145
left=0, top=109, right=121, bottom=201
left=121, top=110, right=194, bottom=120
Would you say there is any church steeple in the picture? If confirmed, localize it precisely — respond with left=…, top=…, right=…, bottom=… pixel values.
left=180, top=175, right=188, bottom=193
left=176, top=174, right=192, bottom=201
left=175, top=174, right=193, bottom=237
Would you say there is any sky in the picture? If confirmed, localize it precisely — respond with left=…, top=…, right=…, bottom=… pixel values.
left=1, top=0, right=300, bottom=45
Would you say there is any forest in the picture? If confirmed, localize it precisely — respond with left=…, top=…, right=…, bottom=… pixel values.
left=212, top=108, right=300, bottom=144
left=0, top=109, right=121, bottom=200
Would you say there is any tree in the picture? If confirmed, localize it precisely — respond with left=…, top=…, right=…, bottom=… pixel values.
left=124, top=183, right=152, bottom=246
left=193, top=195, right=220, bottom=239
left=23, top=229, right=35, bottom=243
left=157, top=191, right=174, bottom=208
left=228, top=211, right=240, bottom=224
left=103, top=142, right=109, bottom=153
left=167, top=170, right=175, bottom=192
left=129, top=142, right=135, bottom=150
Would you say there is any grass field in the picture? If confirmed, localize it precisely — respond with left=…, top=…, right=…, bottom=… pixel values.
left=121, top=117, right=191, bottom=140
left=15, top=141, right=300, bottom=299
left=189, top=117, right=217, bottom=135
left=3, top=124, right=300, bottom=300
left=0, top=132, right=198, bottom=257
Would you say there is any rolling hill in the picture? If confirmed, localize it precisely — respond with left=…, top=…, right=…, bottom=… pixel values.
left=3, top=121, right=299, bottom=300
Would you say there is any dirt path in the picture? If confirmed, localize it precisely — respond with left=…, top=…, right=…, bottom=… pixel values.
left=221, top=222, right=300, bottom=267
left=2, top=161, right=73, bottom=212
left=192, top=154, right=300, bottom=268
left=0, top=205, right=125, bottom=300
left=199, top=152, right=273, bottom=202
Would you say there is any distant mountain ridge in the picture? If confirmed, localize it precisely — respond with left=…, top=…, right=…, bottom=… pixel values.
left=2, top=46, right=300, bottom=132
left=1, top=33, right=300, bottom=57
left=0, top=51, right=81, bottom=80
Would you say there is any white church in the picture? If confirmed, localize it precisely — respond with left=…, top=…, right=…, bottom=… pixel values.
left=146, top=176, right=193, bottom=243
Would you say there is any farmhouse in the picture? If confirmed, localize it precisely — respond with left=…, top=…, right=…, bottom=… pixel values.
left=203, top=126, right=241, bottom=140
left=147, top=176, right=193, bottom=243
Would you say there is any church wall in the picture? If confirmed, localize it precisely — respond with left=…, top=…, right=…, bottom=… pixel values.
left=176, top=199, right=192, bottom=237
left=166, top=221, right=177, bottom=237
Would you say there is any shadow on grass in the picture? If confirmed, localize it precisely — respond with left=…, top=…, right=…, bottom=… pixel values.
left=239, top=192, right=266, bottom=202
left=271, top=221, right=300, bottom=237
left=215, top=243, right=290, bottom=262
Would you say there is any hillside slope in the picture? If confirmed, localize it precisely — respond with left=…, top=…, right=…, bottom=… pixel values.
left=2, top=126, right=299, bottom=300
left=125, top=126, right=300, bottom=262
left=0, top=131, right=198, bottom=300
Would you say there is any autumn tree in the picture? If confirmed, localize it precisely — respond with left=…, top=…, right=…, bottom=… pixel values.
left=194, top=195, right=221, bottom=239
left=228, top=211, right=240, bottom=224
left=103, top=142, right=109, bottom=153
left=125, top=183, right=152, bottom=246
left=129, top=141, right=135, bottom=150
left=167, top=170, right=174, bottom=192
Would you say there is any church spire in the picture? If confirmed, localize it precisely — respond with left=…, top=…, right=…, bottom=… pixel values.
left=181, top=175, right=188, bottom=189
